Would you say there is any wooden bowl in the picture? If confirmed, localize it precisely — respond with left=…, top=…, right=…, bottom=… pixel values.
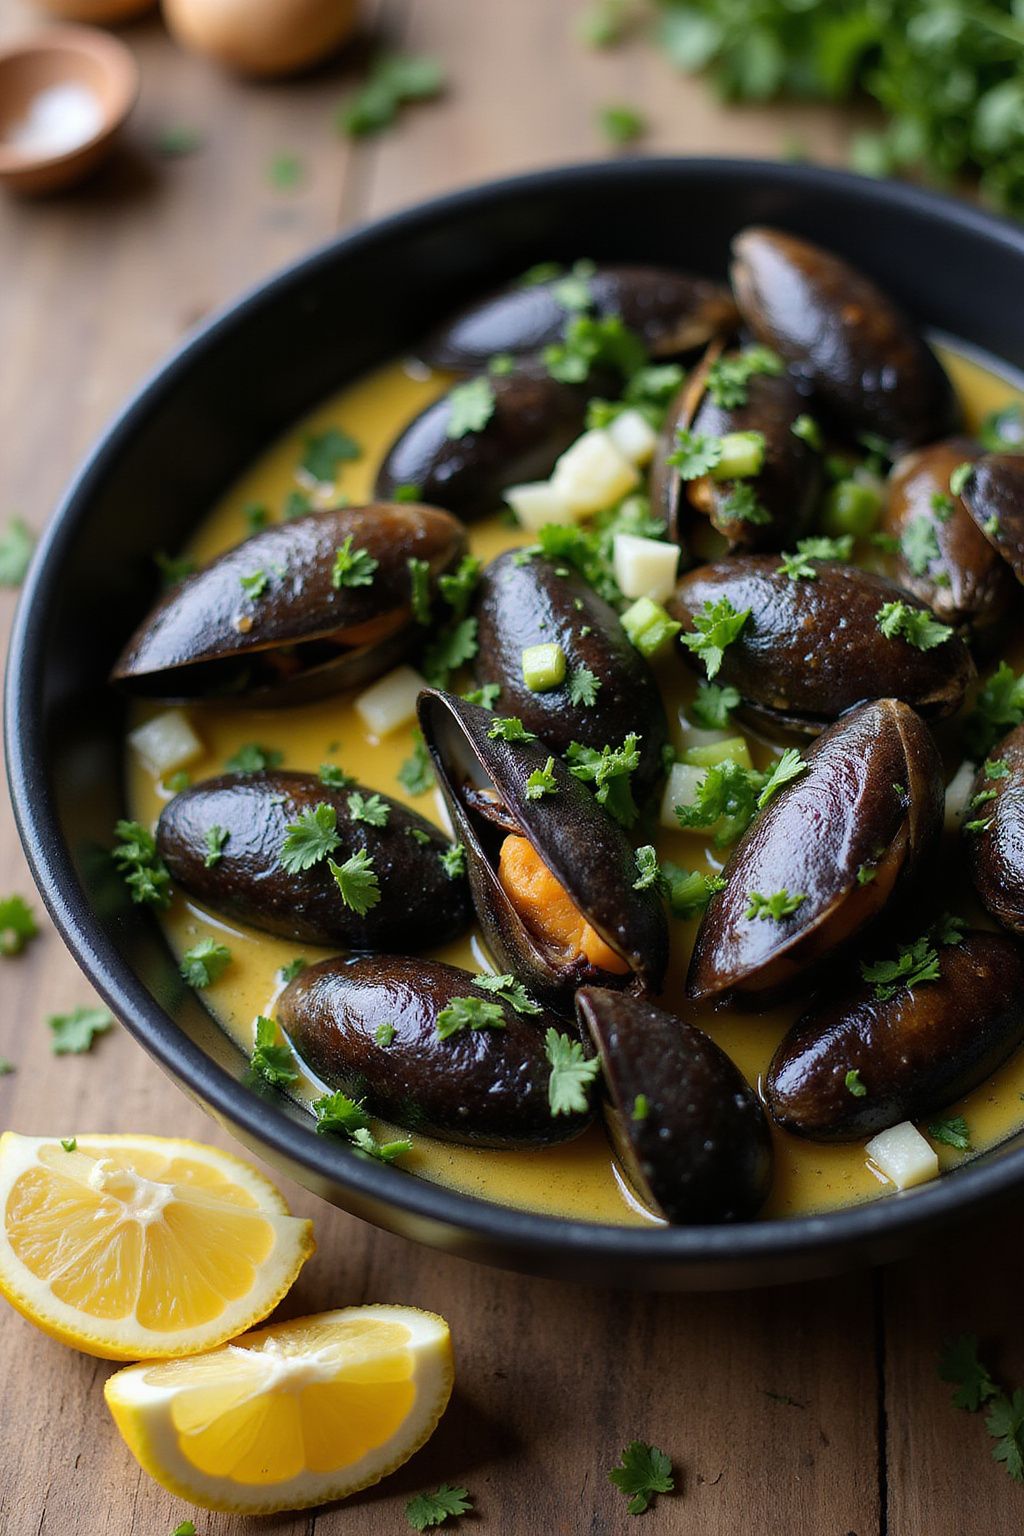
left=0, top=26, right=139, bottom=194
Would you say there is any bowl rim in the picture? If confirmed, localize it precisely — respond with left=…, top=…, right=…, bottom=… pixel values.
left=0, top=24, right=139, bottom=175
left=9, top=154, right=1024, bottom=1272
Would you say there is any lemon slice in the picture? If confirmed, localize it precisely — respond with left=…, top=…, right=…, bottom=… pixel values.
left=0, top=1132, right=315, bottom=1360
left=104, top=1305, right=454, bottom=1514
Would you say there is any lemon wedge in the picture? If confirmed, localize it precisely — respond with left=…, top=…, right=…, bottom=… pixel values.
left=0, top=1132, right=314, bottom=1360
left=104, top=1305, right=454, bottom=1513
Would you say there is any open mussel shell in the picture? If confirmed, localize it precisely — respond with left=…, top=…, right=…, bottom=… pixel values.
left=278, top=955, right=589, bottom=1148
left=472, top=550, right=669, bottom=802
left=882, top=438, right=1015, bottom=637
left=417, top=689, right=669, bottom=1013
left=651, top=350, right=823, bottom=552
left=765, top=929, right=1024, bottom=1140
left=577, top=987, right=772, bottom=1223
left=157, top=771, right=470, bottom=949
left=112, top=505, right=466, bottom=705
left=965, top=723, right=1024, bottom=935
left=374, top=364, right=589, bottom=520
left=687, top=700, right=944, bottom=1005
left=668, top=556, right=975, bottom=733
left=960, top=453, right=1024, bottom=586
left=730, top=227, right=961, bottom=451
left=419, top=264, right=739, bottom=373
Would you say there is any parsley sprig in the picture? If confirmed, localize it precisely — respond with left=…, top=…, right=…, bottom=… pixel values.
left=681, top=597, right=750, bottom=679
left=939, top=1335, right=1024, bottom=1483
left=0, top=895, right=37, bottom=957
left=405, top=1484, right=473, bottom=1531
left=49, top=1006, right=113, bottom=1056
left=328, top=849, right=381, bottom=915
left=280, top=803, right=341, bottom=874
left=446, top=377, right=496, bottom=438
left=608, top=1440, right=675, bottom=1515
left=567, top=734, right=642, bottom=828
left=876, top=600, right=953, bottom=651
left=112, top=820, right=172, bottom=909
left=250, top=1016, right=297, bottom=1088
left=180, top=939, right=231, bottom=989
left=544, top=1028, right=601, bottom=1116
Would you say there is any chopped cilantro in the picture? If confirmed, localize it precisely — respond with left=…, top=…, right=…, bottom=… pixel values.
left=462, top=682, right=501, bottom=709
left=473, top=973, right=543, bottom=1015
left=690, top=680, right=740, bottom=730
left=901, top=516, right=942, bottom=576
left=931, top=491, right=955, bottom=521
left=950, top=461, right=974, bottom=497
left=239, top=570, right=268, bottom=599
left=845, top=1068, right=867, bottom=1097
left=544, top=313, right=647, bottom=384
left=633, top=845, right=662, bottom=891
left=567, top=666, right=601, bottom=706
left=632, top=1094, right=649, bottom=1121
left=154, top=126, right=203, bottom=158
left=203, top=825, right=229, bottom=868
left=398, top=735, right=434, bottom=796
left=488, top=716, right=537, bottom=743
left=745, top=888, right=806, bottom=921
left=525, top=756, right=559, bottom=800
left=408, top=556, right=432, bottom=624
left=155, top=551, right=195, bottom=588
left=928, top=1115, right=971, bottom=1151
left=250, top=1016, right=297, bottom=1088
left=446, top=377, right=496, bottom=439
left=280, top=803, right=340, bottom=874
left=278, top=957, right=306, bottom=985
left=268, top=153, right=303, bottom=190
left=545, top=1028, right=601, bottom=1115
left=243, top=501, right=268, bottom=532
left=319, top=762, right=352, bottom=789
left=719, top=482, right=771, bottom=525
left=668, top=429, right=723, bottom=480
left=0, top=895, right=37, bottom=957
left=332, top=535, right=378, bottom=589
left=337, top=53, right=446, bottom=138
left=758, top=748, right=807, bottom=810
left=0, top=517, right=35, bottom=587
left=376, top=1021, right=397, bottom=1046
left=436, top=995, right=506, bottom=1039
left=566, top=733, right=642, bottom=828
left=283, top=488, right=311, bottom=520
left=405, top=1484, right=473, bottom=1531
left=422, top=616, right=478, bottom=686
left=436, top=558, right=481, bottom=621
left=552, top=258, right=597, bottom=312
left=171, top=1522, right=197, bottom=1536
left=608, top=1440, right=675, bottom=1516
left=964, top=662, right=1024, bottom=759
left=861, top=935, right=941, bottom=1000
left=439, top=843, right=467, bottom=880
left=674, top=760, right=762, bottom=848
left=876, top=600, right=953, bottom=650
left=112, top=819, right=172, bottom=909
left=705, top=346, right=783, bottom=408
left=347, top=791, right=391, bottom=828
left=302, top=427, right=361, bottom=483
left=981, top=403, right=1024, bottom=453
left=681, top=597, right=750, bottom=679
left=328, top=849, right=381, bottom=915
left=0, top=1057, right=14, bottom=1076
left=394, top=481, right=423, bottom=502
left=49, top=1006, right=113, bottom=1056
left=313, top=1089, right=370, bottom=1137
left=226, top=741, right=283, bottom=774
left=939, top=1334, right=1000, bottom=1412
left=791, top=414, right=824, bottom=450
left=180, top=939, right=231, bottom=989
left=661, top=863, right=727, bottom=918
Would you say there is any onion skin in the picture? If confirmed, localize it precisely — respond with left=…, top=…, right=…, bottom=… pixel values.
left=162, top=0, right=359, bottom=78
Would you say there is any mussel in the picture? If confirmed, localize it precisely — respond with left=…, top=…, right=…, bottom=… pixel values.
left=765, top=928, right=1024, bottom=1140
left=687, top=700, right=944, bottom=1005
left=650, top=348, right=823, bottom=552
left=278, top=954, right=590, bottom=1147
left=965, top=723, right=1024, bottom=935
left=113, top=505, right=466, bottom=704
left=419, top=263, right=739, bottom=373
left=374, top=365, right=590, bottom=520
left=471, top=549, right=669, bottom=802
left=157, top=771, right=470, bottom=949
left=577, top=987, right=772, bottom=1222
left=960, top=453, right=1024, bottom=586
left=417, top=690, right=669, bottom=1012
left=882, top=438, right=1015, bottom=637
left=668, top=556, right=975, bottom=733
left=730, top=227, right=961, bottom=450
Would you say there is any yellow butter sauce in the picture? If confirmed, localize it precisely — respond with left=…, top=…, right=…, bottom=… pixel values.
left=127, top=343, right=1024, bottom=1228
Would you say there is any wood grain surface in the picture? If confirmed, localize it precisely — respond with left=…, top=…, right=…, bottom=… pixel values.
left=0, top=3, right=1018, bottom=1532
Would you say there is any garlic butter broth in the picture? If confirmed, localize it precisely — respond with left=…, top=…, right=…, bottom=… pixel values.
left=126, top=346, right=1024, bottom=1227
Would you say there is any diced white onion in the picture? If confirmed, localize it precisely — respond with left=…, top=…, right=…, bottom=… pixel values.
left=944, top=760, right=976, bottom=834
left=607, top=408, right=659, bottom=467
left=613, top=533, right=681, bottom=604
left=504, top=480, right=577, bottom=530
left=866, top=1122, right=939, bottom=1190
left=660, top=762, right=706, bottom=831
left=550, top=429, right=639, bottom=516
left=355, top=665, right=427, bottom=737
left=128, top=710, right=204, bottom=777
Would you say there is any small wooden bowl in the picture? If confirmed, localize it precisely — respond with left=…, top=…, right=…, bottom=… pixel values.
left=0, top=26, right=139, bottom=194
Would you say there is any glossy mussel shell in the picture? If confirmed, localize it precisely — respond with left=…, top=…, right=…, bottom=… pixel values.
left=730, top=227, right=961, bottom=450
left=765, top=930, right=1024, bottom=1140
left=668, top=556, right=975, bottom=733
left=374, top=364, right=589, bottom=520
left=472, top=550, right=669, bottom=802
left=650, top=352, right=823, bottom=552
left=577, top=987, right=772, bottom=1223
left=966, top=722, right=1024, bottom=935
left=157, top=771, right=470, bottom=949
left=112, top=505, right=466, bottom=704
left=278, top=954, right=590, bottom=1148
left=882, top=438, right=1015, bottom=636
left=420, top=264, right=739, bottom=372
left=961, top=453, right=1024, bottom=587
left=417, top=689, right=669, bottom=1012
left=687, top=700, right=944, bottom=1004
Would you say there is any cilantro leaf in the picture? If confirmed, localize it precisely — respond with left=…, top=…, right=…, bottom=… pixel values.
left=301, top=426, right=361, bottom=483
left=488, top=716, right=537, bottom=743
left=473, top=973, right=543, bottom=1015
left=845, top=1068, right=867, bottom=1097
left=319, top=762, right=353, bottom=789
left=567, top=666, right=601, bottom=706
left=422, top=616, right=478, bottom=687
left=280, top=803, right=341, bottom=874
left=439, top=843, right=467, bottom=880
left=901, top=515, right=942, bottom=576
left=328, top=849, right=381, bottom=915
left=860, top=934, right=941, bottom=1001
left=690, top=680, right=740, bottom=730
left=226, top=741, right=283, bottom=774
left=674, top=759, right=763, bottom=847
left=408, top=556, right=432, bottom=623
left=599, top=103, right=648, bottom=144
left=745, top=888, right=806, bottom=920
left=705, top=346, right=783, bottom=408
left=268, top=153, right=303, bottom=190
left=964, top=662, right=1024, bottom=760
left=566, top=734, right=641, bottom=828
left=0, top=517, right=34, bottom=587
left=525, top=755, right=559, bottom=800
left=278, top=957, right=306, bottom=984
left=940, top=1334, right=1001, bottom=1413
left=437, top=555, right=482, bottom=618
left=155, top=551, right=195, bottom=588
left=661, top=863, right=727, bottom=919
left=668, top=429, right=724, bottom=480
left=681, top=597, right=750, bottom=679
left=398, top=734, right=434, bottom=796
left=446, top=377, right=496, bottom=439
left=876, top=600, right=953, bottom=651
left=757, top=748, right=807, bottom=810
left=203, top=825, right=229, bottom=868
left=250, top=1016, right=297, bottom=1088
left=0, top=1057, right=14, bottom=1076
left=988, top=1390, right=1024, bottom=1482
left=719, top=482, right=771, bottom=525
left=351, top=1127, right=413, bottom=1163
left=376, top=1021, right=396, bottom=1045
left=332, top=535, right=379, bottom=590
left=0, top=895, right=38, bottom=957
left=405, top=1484, right=473, bottom=1531
left=463, top=683, right=501, bottom=709
left=928, top=1114, right=971, bottom=1151
left=337, top=53, right=445, bottom=139
left=436, top=995, right=506, bottom=1039
left=171, top=1523, right=197, bottom=1536
left=112, top=819, right=172, bottom=909
left=544, top=1028, right=601, bottom=1115
left=180, top=939, right=232, bottom=989
left=49, top=1006, right=113, bottom=1056
left=544, top=313, right=647, bottom=384
left=313, top=1089, right=370, bottom=1137
left=239, top=569, right=268, bottom=599
left=608, top=1440, right=675, bottom=1516
left=632, top=845, right=662, bottom=891
left=347, top=791, right=391, bottom=828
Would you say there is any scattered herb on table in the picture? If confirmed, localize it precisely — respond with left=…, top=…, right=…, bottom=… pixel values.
left=338, top=54, right=446, bottom=139
left=49, top=1006, right=113, bottom=1056
left=0, top=895, right=37, bottom=957
left=405, top=1483, right=473, bottom=1530
left=0, top=517, right=34, bottom=587
left=939, top=1335, right=1024, bottom=1482
left=0, top=1058, right=14, bottom=1076
left=155, top=126, right=203, bottom=158
left=608, top=1439, right=675, bottom=1515
left=268, top=153, right=303, bottom=190
left=599, top=103, right=647, bottom=144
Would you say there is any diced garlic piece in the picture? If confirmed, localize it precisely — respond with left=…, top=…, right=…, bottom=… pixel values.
left=129, top=710, right=204, bottom=777
left=944, top=760, right=976, bottom=834
left=607, top=408, right=659, bottom=466
left=355, top=665, right=427, bottom=737
left=550, top=429, right=639, bottom=516
left=866, top=1122, right=939, bottom=1190
left=504, top=480, right=577, bottom=530
left=613, top=533, right=681, bottom=604
left=660, top=762, right=706, bottom=830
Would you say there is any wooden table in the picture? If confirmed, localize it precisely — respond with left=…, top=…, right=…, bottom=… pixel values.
left=0, top=3, right=1020, bottom=1532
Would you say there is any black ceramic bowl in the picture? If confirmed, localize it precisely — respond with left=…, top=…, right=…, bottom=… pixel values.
left=8, top=159, right=1024, bottom=1289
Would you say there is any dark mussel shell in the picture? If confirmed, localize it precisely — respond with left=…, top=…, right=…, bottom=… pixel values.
left=374, top=364, right=589, bottom=521
left=472, top=550, right=669, bottom=802
left=650, top=351, right=823, bottom=552
left=882, top=438, right=1015, bottom=636
left=730, top=227, right=961, bottom=451
left=965, top=723, right=1024, bottom=935
left=113, top=505, right=466, bottom=704
left=765, top=930, right=1024, bottom=1140
left=961, top=453, right=1024, bottom=586
left=417, top=690, right=668, bottom=1013
left=420, top=264, right=739, bottom=373
left=688, top=700, right=944, bottom=1005
left=577, top=987, right=772, bottom=1223
left=668, top=556, right=975, bottom=733
left=278, top=955, right=590, bottom=1148
left=157, top=771, right=470, bottom=949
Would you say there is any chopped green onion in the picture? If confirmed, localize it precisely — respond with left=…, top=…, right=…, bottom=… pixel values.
left=521, top=642, right=567, bottom=692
